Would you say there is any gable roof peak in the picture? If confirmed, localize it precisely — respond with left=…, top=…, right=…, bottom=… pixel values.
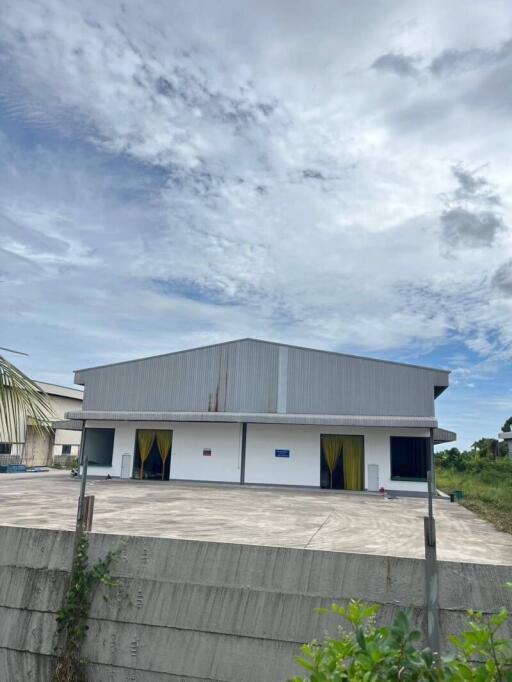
left=74, top=336, right=449, bottom=375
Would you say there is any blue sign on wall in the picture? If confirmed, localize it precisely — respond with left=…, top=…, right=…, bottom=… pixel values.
left=275, top=449, right=290, bottom=458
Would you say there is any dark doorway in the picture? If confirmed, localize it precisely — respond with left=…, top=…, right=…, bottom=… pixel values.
left=320, top=434, right=364, bottom=490
left=320, top=436, right=344, bottom=489
left=133, top=429, right=172, bottom=481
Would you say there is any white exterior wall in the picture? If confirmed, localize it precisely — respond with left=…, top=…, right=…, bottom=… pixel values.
left=245, top=424, right=320, bottom=487
left=171, top=422, right=242, bottom=482
left=244, top=424, right=430, bottom=492
left=83, top=420, right=242, bottom=482
left=82, top=420, right=430, bottom=491
left=53, top=428, right=81, bottom=457
left=51, top=395, right=83, bottom=459
left=49, top=394, right=82, bottom=421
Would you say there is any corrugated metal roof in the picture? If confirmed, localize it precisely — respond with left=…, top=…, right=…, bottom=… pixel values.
left=65, top=410, right=438, bottom=428
left=74, top=338, right=450, bottom=418
left=433, top=427, right=457, bottom=444
left=36, top=381, right=83, bottom=401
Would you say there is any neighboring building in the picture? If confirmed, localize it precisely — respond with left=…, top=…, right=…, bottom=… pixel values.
left=0, top=381, right=83, bottom=467
left=63, top=339, right=455, bottom=493
left=499, top=431, right=512, bottom=459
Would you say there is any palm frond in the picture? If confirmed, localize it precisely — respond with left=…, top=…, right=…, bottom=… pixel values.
left=0, top=355, right=54, bottom=442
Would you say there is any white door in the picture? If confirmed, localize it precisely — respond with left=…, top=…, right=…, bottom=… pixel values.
left=121, top=454, right=132, bottom=479
left=367, top=464, right=379, bottom=492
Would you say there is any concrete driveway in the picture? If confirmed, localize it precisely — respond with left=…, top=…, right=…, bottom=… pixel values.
left=0, top=470, right=511, bottom=565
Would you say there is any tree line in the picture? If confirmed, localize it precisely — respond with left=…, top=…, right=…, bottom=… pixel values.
left=436, top=416, right=511, bottom=468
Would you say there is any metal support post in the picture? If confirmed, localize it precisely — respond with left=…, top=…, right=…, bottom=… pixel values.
left=76, top=421, right=88, bottom=531
left=424, top=467, right=441, bottom=656
left=83, top=495, right=95, bottom=531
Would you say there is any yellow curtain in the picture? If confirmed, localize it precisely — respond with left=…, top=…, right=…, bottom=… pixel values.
left=343, top=436, right=363, bottom=491
left=156, top=430, right=173, bottom=481
left=322, top=436, right=343, bottom=488
left=137, top=430, right=155, bottom=479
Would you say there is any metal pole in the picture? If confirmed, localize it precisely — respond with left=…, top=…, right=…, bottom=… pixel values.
left=424, top=467, right=440, bottom=656
left=429, top=427, right=436, bottom=495
left=76, top=420, right=87, bottom=531
left=60, top=420, right=88, bottom=659
left=84, top=495, right=95, bottom=531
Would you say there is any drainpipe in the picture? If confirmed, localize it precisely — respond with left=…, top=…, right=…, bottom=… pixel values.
left=240, top=423, right=247, bottom=484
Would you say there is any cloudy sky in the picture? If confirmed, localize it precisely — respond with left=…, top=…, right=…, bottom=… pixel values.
left=1, top=0, right=511, bottom=448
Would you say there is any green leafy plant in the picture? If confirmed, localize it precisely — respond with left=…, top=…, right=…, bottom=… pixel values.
left=0, top=354, right=53, bottom=441
left=290, top=600, right=512, bottom=681
left=435, top=457, right=512, bottom=534
left=447, top=609, right=511, bottom=681
left=52, top=534, right=124, bottom=682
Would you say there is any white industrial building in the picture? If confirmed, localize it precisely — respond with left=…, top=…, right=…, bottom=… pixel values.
left=62, top=339, right=455, bottom=493
left=1, top=381, right=83, bottom=467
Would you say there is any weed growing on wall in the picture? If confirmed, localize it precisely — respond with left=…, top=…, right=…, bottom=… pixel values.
left=290, top=600, right=512, bottom=681
left=52, top=535, right=124, bottom=682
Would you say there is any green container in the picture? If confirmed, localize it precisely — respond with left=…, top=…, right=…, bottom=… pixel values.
left=454, top=490, right=464, bottom=500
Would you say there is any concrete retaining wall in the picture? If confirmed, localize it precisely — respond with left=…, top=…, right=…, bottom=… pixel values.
left=0, top=526, right=510, bottom=681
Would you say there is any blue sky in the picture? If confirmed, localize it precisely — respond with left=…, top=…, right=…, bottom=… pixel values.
left=1, top=0, right=511, bottom=449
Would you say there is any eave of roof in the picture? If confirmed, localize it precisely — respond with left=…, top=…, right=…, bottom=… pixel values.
left=433, top=427, right=457, bottom=444
left=52, top=419, right=84, bottom=431
left=36, top=381, right=83, bottom=400
left=65, top=410, right=438, bottom=429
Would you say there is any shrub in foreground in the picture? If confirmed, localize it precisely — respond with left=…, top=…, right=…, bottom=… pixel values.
left=290, top=600, right=512, bottom=681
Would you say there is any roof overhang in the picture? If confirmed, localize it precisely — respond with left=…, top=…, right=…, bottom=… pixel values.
left=37, top=382, right=83, bottom=400
left=499, top=431, right=512, bottom=440
left=65, top=410, right=438, bottom=429
left=433, top=427, right=457, bottom=444
left=52, top=419, right=84, bottom=431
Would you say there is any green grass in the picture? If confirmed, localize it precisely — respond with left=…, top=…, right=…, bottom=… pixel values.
left=436, top=460, right=512, bottom=535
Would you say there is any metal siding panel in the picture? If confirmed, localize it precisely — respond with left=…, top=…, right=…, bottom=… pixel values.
left=83, top=345, right=222, bottom=412
left=82, top=340, right=279, bottom=414
left=79, top=339, right=444, bottom=418
left=277, top=345, right=288, bottom=413
left=286, top=348, right=434, bottom=417
left=224, top=340, right=278, bottom=413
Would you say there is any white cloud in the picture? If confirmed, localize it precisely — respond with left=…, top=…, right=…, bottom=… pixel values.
left=1, top=0, right=512, bottom=447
